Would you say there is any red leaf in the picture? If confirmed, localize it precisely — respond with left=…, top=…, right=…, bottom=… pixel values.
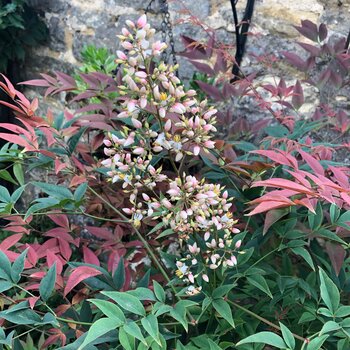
left=292, top=80, right=304, bottom=110
left=195, top=81, right=223, bottom=101
left=83, top=247, right=100, bottom=266
left=263, top=209, right=289, bottom=235
left=48, top=214, right=70, bottom=229
left=299, top=150, right=324, bottom=175
left=325, top=242, right=345, bottom=276
left=247, top=199, right=295, bottom=216
left=64, top=266, right=102, bottom=296
left=251, top=178, right=315, bottom=195
left=0, top=233, right=23, bottom=250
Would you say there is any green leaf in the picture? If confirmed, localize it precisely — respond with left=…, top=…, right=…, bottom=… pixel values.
left=0, top=307, right=41, bottom=325
left=13, top=163, right=24, bottom=186
left=319, top=321, right=341, bottom=336
left=279, top=322, right=295, bottom=349
left=335, top=306, right=350, bottom=318
left=236, top=332, right=287, bottom=348
left=102, top=291, right=146, bottom=316
left=119, top=326, right=134, bottom=350
left=0, top=280, right=13, bottom=293
left=0, top=169, right=17, bottom=185
left=11, top=186, right=25, bottom=203
left=33, top=182, right=73, bottom=200
left=212, top=285, right=235, bottom=299
left=113, top=257, right=125, bottom=290
left=88, top=299, right=125, bottom=323
left=319, top=268, right=340, bottom=313
left=298, top=312, right=316, bottom=324
left=156, top=228, right=174, bottom=239
left=336, top=210, right=350, bottom=230
left=68, top=126, right=87, bottom=154
left=78, top=317, right=120, bottom=350
left=305, top=335, right=328, bottom=350
left=39, top=263, right=57, bottom=302
left=0, top=251, right=12, bottom=281
left=11, top=248, right=28, bottom=283
left=330, top=204, right=340, bottom=224
left=246, top=275, right=273, bottom=298
left=308, top=202, right=323, bottom=230
left=127, top=287, right=156, bottom=301
left=212, top=299, right=235, bottom=328
left=0, top=186, right=11, bottom=203
left=124, top=321, right=147, bottom=345
left=74, top=182, right=87, bottom=202
left=141, top=315, right=160, bottom=345
left=291, top=247, right=315, bottom=271
left=153, top=280, right=165, bottom=303
left=318, top=307, right=333, bottom=317
left=316, top=228, right=347, bottom=245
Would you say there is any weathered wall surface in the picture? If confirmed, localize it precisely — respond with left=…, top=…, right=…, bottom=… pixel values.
left=25, top=0, right=349, bottom=79
left=23, top=0, right=349, bottom=120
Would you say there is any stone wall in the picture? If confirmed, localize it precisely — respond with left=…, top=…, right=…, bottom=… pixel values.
left=25, top=0, right=349, bottom=79
left=23, top=0, right=349, bottom=119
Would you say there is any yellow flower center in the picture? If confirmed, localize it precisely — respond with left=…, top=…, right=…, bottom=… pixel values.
left=160, top=92, right=167, bottom=101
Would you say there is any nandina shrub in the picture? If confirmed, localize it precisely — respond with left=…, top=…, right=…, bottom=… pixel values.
left=0, top=14, right=349, bottom=350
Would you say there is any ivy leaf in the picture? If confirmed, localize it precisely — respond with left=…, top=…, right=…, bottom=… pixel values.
left=279, top=322, right=295, bottom=349
left=39, top=263, right=57, bottom=302
left=78, top=317, right=121, bottom=350
left=212, top=299, right=235, bottom=328
left=236, top=332, right=287, bottom=348
left=102, top=291, right=146, bottom=317
left=319, top=268, right=340, bottom=313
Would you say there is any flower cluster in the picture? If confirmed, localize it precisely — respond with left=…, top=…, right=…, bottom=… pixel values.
left=101, top=15, right=242, bottom=294
left=114, top=14, right=217, bottom=161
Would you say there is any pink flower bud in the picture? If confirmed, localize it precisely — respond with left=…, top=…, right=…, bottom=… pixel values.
left=133, top=147, right=145, bottom=155
left=164, top=119, right=172, bottom=131
left=117, top=50, right=127, bottom=60
left=231, top=255, right=237, bottom=265
left=137, top=14, right=147, bottom=28
left=235, top=240, right=242, bottom=249
left=121, top=41, right=133, bottom=50
left=161, top=199, right=172, bottom=209
left=204, top=140, right=215, bottom=149
left=204, top=232, right=210, bottom=241
left=131, top=118, right=142, bottom=128
left=193, top=145, right=201, bottom=156
left=103, top=139, right=112, bottom=147
left=159, top=107, right=166, bottom=118
left=140, top=97, right=147, bottom=109
left=135, top=71, right=147, bottom=78
left=170, top=103, right=186, bottom=114
left=126, top=20, right=135, bottom=28
left=122, top=208, right=133, bottom=215
left=142, top=193, right=150, bottom=201
left=202, top=274, right=209, bottom=282
left=122, top=28, right=130, bottom=36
